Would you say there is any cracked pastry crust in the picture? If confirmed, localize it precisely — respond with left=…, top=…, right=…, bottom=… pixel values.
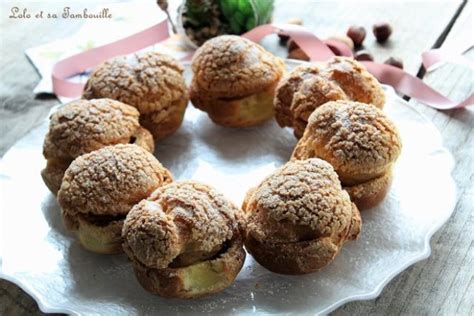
left=58, top=144, right=172, bottom=254
left=122, top=181, right=246, bottom=298
left=83, top=52, right=189, bottom=140
left=274, top=63, right=325, bottom=131
left=243, top=158, right=361, bottom=274
left=344, top=171, right=393, bottom=210
left=190, top=35, right=285, bottom=127
left=274, top=57, right=385, bottom=138
left=41, top=99, right=154, bottom=194
left=292, top=100, right=401, bottom=209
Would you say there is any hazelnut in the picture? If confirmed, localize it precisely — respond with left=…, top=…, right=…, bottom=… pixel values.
left=287, top=48, right=310, bottom=61
left=328, top=34, right=355, bottom=51
left=287, top=18, right=304, bottom=26
left=354, top=50, right=374, bottom=61
left=384, top=57, right=403, bottom=69
left=373, top=22, right=393, bottom=42
left=346, top=26, right=366, bottom=46
left=279, top=18, right=304, bottom=45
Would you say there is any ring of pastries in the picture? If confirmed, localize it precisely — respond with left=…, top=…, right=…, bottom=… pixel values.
left=190, top=35, right=285, bottom=127
left=39, top=38, right=407, bottom=298
left=57, top=144, right=172, bottom=254
left=292, top=100, right=402, bottom=209
left=122, top=181, right=246, bottom=299
left=41, top=98, right=154, bottom=194
left=242, top=158, right=361, bottom=274
left=82, top=52, right=189, bottom=140
left=274, top=57, right=386, bottom=138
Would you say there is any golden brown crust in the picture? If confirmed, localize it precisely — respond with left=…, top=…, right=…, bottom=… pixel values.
left=131, top=126, right=155, bottom=153
left=58, top=144, right=173, bottom=218
left=132, top=235, right=245, bottom=298
left=41, top=99, right=155, bottom=194
left=62, top=211, right=124, bottom=254
left=290, top=75, right=348, bottom=137
left=274, top=63, right=323, bottom=129
left=344, top=171, right=392, bottom=210
left=246, top=201, right=360, bottom=275
left=83, top=52, right=188, bottom=140
left=190, top=80, right=277, bottom=127
left=245, top=234, right=338, bottom=275
left=244, top=159, right=353, bottom=242
left=138, top=98, right=187, bottom=140
left=43, top=99, right=150, bottom=160
left=324, top=57, right=385, bottom=108
left=122, top=180, right=245, bottom=298
left=122, top=181, right=241, bottom=269
left=348, top=203, right=362, bottom=239
left=41, top=158, right=72, bottom=194
left=274, top=57, right=385, bottom=138
left=191, top=35, right=284, bottom=98
left=292, top=101, right=401, bottom=185
left=243, top=159, right=361, bottom=274
left=190, top=35, right=284, bottom=127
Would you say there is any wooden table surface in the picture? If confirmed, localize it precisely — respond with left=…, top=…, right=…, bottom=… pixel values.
left=1, top=0, right=473, bottom=315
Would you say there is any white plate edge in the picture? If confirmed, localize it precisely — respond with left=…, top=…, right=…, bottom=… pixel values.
left=0, top=87, right=458, bottom=316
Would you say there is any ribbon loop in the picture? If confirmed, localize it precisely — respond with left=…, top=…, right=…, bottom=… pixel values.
left=242, top=24, right=473, bottom=109
left=51, top=21, right=473, bottom=109
left=52, top=20, right=169, bottom=97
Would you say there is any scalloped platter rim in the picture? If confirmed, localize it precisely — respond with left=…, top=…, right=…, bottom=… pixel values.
left=0, top=61, right=456, bottom=315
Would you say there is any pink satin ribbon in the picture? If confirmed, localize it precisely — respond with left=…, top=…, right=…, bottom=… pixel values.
left=51, top=20, right=473, bottom=109
left=243, top=24, right=473, bottom=109
left=363, top=61, right=474, bottom=109
left=52, top=20, right=169, bottom=97
left=422, top=41, right=474, bottom=71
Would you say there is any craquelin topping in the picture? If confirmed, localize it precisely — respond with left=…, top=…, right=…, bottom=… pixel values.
left=244, top=159, right=353, bottom=243
left=304, top=100, right=401, bottom=170
left=83, top=52, right=188, bottom=115
left=122, top=181, right=241, bottom=269
left=58, top=144, right=172, bottom=217
left=43, top=99, right=141, bottom=160
left=191, top=35, right=284, bottom=97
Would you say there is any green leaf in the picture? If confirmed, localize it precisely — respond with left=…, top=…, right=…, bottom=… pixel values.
left=245, top=16, right=256, bottom=30
left=228, top=0, right=239, bottom=10
left=220, top=0, right=232, bottom=18
left=233, top=11, right=245, bottom=26
left=229, top=18, right=242, bottom=33
left=238, top=0, right=252, bottom=15
left=255, top=0, right=274, bottom=23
